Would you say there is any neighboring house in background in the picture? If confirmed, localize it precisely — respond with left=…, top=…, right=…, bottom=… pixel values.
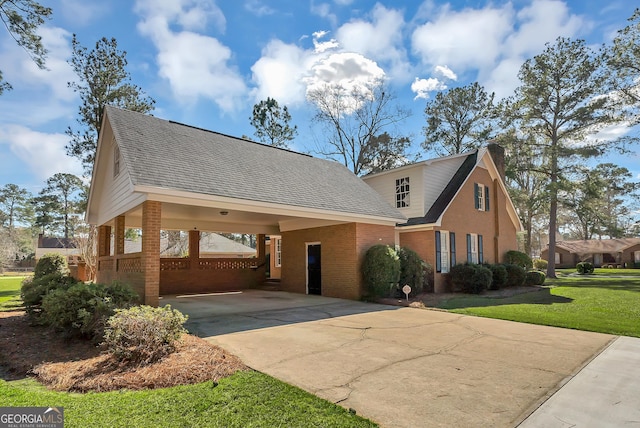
left=541, top=238, right=640, bottom=268
left=363, top=145, right=523, bottom=292
left=118, top=233, right=256, bottom=258
left=35, top=234, right=81, bottom=264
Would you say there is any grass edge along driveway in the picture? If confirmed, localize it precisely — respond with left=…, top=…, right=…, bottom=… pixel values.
left=436, top=270, right=640, bottom=337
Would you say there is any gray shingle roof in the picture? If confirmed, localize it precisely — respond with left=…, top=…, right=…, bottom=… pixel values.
left=106, top=106, right=404, bottom=221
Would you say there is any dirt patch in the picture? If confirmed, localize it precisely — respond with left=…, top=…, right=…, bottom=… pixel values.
left=0, top=311, right=247, bottom=392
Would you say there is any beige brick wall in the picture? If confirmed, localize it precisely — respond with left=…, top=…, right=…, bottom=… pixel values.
left=142, top=200, right=161, bottom=306
left=281, top=222, right=395, bottom=300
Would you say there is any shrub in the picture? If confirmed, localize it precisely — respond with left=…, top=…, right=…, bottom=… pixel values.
left=525, top=270, right=546, bottom=286
left=504, top=250, right=533, bottom=269
left=34, top=253, right=69, bottom=279
left=41, top=281, right=138, bottom=338
left=103, top=305, right=188, bottom=365
left=576, top=262, right=594, bottom=274
left=486, top=264, right=508, bottom=290
left=398, top=247, right=432, bottom=296
left=362, top=245, right=400, bottom=297
left=504, top=264, right=526, bottom=287
left=533, top=258, right=548, bottom=271
left=21, top=273, right=79, bottom=316
left=448, top=263, right=492, bottom=294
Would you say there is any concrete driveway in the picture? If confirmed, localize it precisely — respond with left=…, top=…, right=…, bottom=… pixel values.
left=163, top=290, right=617, bottom=428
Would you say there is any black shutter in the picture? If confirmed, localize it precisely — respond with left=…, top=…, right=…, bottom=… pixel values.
left=474, top=183, right=480, bottom=209
left=435, top=231, right=442, bottom=273
left=478, top=235, right=484, bottom=263
left=485, top=185, right=490, bottom=211
left=467, top=234, right=472, bottom=262
left=450, top=232, right=456, bottom=266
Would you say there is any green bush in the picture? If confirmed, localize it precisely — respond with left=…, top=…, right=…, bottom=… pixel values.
left=362, top=245, right=400, bottom=297
left=41, top=281, right=138, bottom=338
left=103, top=305, right=188, bottom=365
left=21, top=273, right=79, bottom=316
left=448, top=263, right=492, bottom=294
left=504, top=250, right=533, bottom=269
left=504, top=264, right=526, bottom=287
left=398, top=247, right=431, bottom=296
left=576, top=262, right=594, bottom=274
left=34, top=253, right=69, bottom=279
left=532, top=258, right=548, bottom=271
left=486, top=264, right=508, bottom=290
left=525, top=270, right=546, bottom=286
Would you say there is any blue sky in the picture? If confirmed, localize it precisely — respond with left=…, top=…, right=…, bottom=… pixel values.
left=0, top=0, right=638, bottom=195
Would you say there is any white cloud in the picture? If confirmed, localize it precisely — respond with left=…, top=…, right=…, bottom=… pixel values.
left=335, top=4, right=410, bottom=80
left=244, top=0, right=275, bottom=16
left=311, top=2, right=337, bottom=27
left=412, top=4, right=514, bottom=71
left=0, top=126, right=83, bottom=181
left=313, top=35, right=340, bottom=53
left=250, top=40, right=314, bottom=105
left=411, top=77, right=446, bottom=100
left=59, top=0, right=108, bottom=25
left=412, top=0, right=587, bottom=100
left=434, top=65, right=457, bottom=81
left=135, top=0, right=246, bottom=111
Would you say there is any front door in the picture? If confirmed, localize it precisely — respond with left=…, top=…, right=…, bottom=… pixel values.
left=307, top=244, right=321, bottom=295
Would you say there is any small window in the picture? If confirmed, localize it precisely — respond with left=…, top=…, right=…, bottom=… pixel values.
left=396, top=177, right=409, bottom=208
left=555, top=252, right=562, bottom=264
left=635, top=251, right=640, bottom=263
left=467, top=233, right=480, bottom=263
left=113, top=144, right=121, bottom=177
left=395, top=177, right=410, bottom=208
left=474, top=183, right=490, bottom=211
left=275, top=238, right=282, bottom=267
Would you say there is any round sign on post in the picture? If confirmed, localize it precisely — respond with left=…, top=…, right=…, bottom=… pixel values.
left=402, top=284, right=411, bottom=301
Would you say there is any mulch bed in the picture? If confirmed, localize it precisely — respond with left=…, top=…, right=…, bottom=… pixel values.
left=0, top=311, right=247, bottom=392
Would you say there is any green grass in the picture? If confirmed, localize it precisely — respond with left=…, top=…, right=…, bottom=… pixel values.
left=436, top=270, right=640, bottom=337
left=0, top=276, right=26, bottom=311
left=1, top=371, right=376, bottom=427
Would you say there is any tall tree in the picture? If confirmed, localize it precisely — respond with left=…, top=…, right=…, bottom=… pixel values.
left=497, top=131, right=549, bottom=257
left=41, top=173, right=84, bottom=239
left=307, top=79, right=412, bottom=176
left=30, top=193, right=60, bottom=235
left=422, top=82, right=496, bottom=156
left=608, top=8, right=640, bottom=117
left=0, top=183, right=30, bottom=228
left=250, top=97, right=297, bottom=148
left=66, top=35, right=155, bottom=173
left=0, top=0, right=52, bottom=94
left=506, top=37, right=624, bottom=278
left=560, top=168, right=606, bottom=240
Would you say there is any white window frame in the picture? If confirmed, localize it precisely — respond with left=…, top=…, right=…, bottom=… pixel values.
left=274, top=238, right=282, bottom=267
left=470, top=233, right=478, bottom=263
left=440, top=230, right=450, bottom=273
left=395, top=177, right=410, bottom=208
left=555, top=252, right=561, bottom=264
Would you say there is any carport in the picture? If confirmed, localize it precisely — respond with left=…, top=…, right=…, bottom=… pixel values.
left=86, top=106, right=404, bottom=305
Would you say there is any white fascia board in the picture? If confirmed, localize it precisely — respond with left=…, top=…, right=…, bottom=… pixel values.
left=134, top=185, right=405, bottom=226
left=396, top=223, right=437, bottom=232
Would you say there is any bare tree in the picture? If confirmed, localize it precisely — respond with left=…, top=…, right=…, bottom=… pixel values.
left=307, top=79, right=412, bottom=176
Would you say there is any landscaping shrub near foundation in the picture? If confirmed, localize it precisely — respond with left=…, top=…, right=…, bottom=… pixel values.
left=504, top=250, right=533, bottom=269
left=362, top=245, right=400, bottom=297
left=504, top=264, right=526, bottom=287
left=525, top=270, right=546, bottom=286
left=533, top=258, right=548, bottom=271
left=398, top=247, right=432, bottom=296
left=448, top=263, right=492, bottom=294
left=486, top=264, right=508, bottom=290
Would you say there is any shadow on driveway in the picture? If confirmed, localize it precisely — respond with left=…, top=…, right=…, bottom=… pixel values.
left=162, top=290, right=400, bottom=336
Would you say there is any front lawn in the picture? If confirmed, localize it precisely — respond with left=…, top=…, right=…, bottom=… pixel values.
left=1, top=371, right=376, bottom=428
left=0, top=276, right=26, bottom=311
left=436, top=271, right=640, bottom=337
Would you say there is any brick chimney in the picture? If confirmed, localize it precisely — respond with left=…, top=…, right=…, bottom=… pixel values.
left=487, top=143, right=506, bottom=182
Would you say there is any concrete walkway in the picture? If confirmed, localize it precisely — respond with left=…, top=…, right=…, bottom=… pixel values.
left=163, top=291, right=616, bottom=428
left=519, top=336, right=640, bottom=427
